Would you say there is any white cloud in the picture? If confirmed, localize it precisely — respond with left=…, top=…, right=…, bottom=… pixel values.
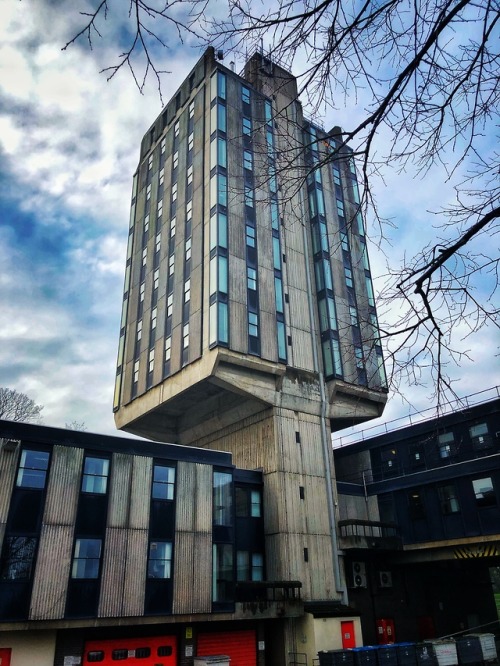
left=0, top=0, right=496, bottom=441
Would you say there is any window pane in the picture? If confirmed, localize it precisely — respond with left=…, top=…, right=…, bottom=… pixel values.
left=218, top=137, right=227, bottom=168
left=218, top=174, right=227, bottom=207
left=473, top=478, right=496, bottom=507
left=212, top=543, right=233, bottom=602
left=470, top=423, right=488, bottom=437
left=237, top=550, right=249, bottom=581
left=217, top=71, right=226, bottom=100
left=277, top=321, right=287, bottom=361
left=82, top=457, right=109, bottom=494
left=148, top=541, right=172, bottom=578
left=275, top=277, right=284, bottom=313
left=273, top=237, right=281, bottom=270
left=218, top=302, right=229, bottom=344
left=251, top=553, right=264, bottom=581
left=218, top=212, right=228, bottom=249
left=0, top=536, right=37, bottom=580
left=438, top=485, right=460, bottom=514
left=214, top=471, right=233, bottom=526
left=72, top=538, right=101, bottom=579
left=16, top=450, right=50, bottom=489
left=218, top=104, right=226, bottom=132
left=152, top=465, right=175, bottom=500
left=250, top=490, right=261, bottom=517
left=219, top=255, right=228, bottom=294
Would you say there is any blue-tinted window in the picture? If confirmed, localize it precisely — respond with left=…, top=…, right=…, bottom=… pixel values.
left=152, top=465, right=175, bottom=500
left=218, top=103, right=226, bottom=132
left=243, top=150, right=253, bottom=170
left=147, top=541, right=172, bottom=578
left=246, top=224, right=256, bottom=247
left=218, top=302, right=229, bottom=344
left=277, top=321, right=287, bottom=361
left=81, top=457, right=109, bottom=494
left=218, top=174, right=227, bottom=207
left=218, top=137, right=227, bottom=168
left=242, top=117, right=252, bottom=135
left=219, top=255, right=228, bottom=294
left=241, top=86, right=250, bottom=104
left=248, top=312, right=259, bottom=337
left=214, top=471, right=233, bottom=526
left=275, top=277, right=284, bottom=313
left=273, top=237, right=281, bottom=270
left=218, top=71, right=226, bottom=100
left=218, top=212, right=228, bottom=249
left=16, top=450, right=49, bottom=489
left=71, top=538, right=102, bottom=579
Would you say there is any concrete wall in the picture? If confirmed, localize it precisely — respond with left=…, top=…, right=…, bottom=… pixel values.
left=0, top=630, right=56, bottom=666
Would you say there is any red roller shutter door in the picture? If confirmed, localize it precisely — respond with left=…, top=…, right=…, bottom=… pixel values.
left=197, top=629, right=257, bottom=666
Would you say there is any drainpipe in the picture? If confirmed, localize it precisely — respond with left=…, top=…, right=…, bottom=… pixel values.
left=296, top=111, right=347, bottom=605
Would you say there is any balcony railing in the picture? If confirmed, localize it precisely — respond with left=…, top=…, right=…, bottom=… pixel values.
left=338, top=519, right=402, bottom=550
left=235, top=580, right=302, bottom=603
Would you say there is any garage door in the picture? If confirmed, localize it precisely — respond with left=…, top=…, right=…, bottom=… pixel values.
left=197, top=629, right=256, bottom=666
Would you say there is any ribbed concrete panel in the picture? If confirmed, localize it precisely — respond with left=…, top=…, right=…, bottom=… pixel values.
left=291, top=328, right=314, bottom=372
left=262, top=470, right=282, bottom=534
left=300, top=418, right=328, bottom=476
left=44, top=446, right=83, bottom=526
left=108, top=453, right=133, bottom=528
left=98, top=527, right=127, bottom=617
left=194, top=464, right=212, bottom=533
left=309, top=534, right=336, bottom=600
left=260, top=310, right=278, bottom=363
left=275, top=414, right=300, bottom=474
left=265, top=532, right=292, bottom=582
left=286, top=533, right=311, bottom=600
left=288, top=285, right=314, bottom=332
left=214, top=412, right=277, bottom=473
left=129, top=456, right=152, bottom=529
left=193, top=532, right=212, bottom=612
left=286, top=248, right=307, bottom=289
left=175, top=462, right=196, bottom=532
left=122, top=528, right=148, bottom=616
left=0, top=446, right=20, bottom=524
left=172, top=531, right=194, bottom=614
left=176, top=462, right=212, bottom=533
left=281, top=472, right=305, bottom=535
left=303, top=475, right=331, bottom=535
left=173, top=530, right=211, bottom=614
left=30, top=524, right=74, bottom=620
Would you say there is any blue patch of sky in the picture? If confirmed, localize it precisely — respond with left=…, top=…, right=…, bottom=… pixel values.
left=0, top=168, right=104, bottom=308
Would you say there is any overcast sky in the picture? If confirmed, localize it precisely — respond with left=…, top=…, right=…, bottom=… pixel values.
left=0, top=0, right=498, bottom=438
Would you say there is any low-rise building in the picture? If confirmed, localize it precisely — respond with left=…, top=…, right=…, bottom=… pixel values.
left=334, top=390, right=500, bottom=644
left=0, top=419, right=303, bottom=665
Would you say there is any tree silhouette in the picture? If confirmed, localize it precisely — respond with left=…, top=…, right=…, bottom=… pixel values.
left=0, top=388, right=43, bottom=423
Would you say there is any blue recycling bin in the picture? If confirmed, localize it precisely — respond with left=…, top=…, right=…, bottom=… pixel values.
left=396, top=643, right=417, bottom=666
left=319, top=650, right=355, bottom=666
left=352, top=646, right=378, bottom=666
left=377, top=644, right=398, bottom=666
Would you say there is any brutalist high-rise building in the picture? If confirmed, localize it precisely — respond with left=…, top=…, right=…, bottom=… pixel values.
left=114, top=47, right=387, bottom=662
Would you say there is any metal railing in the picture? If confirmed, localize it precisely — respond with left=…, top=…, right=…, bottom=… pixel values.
left=336, top=386, right=500, bottom=448
left=235, top=580, right=302, bottom=603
